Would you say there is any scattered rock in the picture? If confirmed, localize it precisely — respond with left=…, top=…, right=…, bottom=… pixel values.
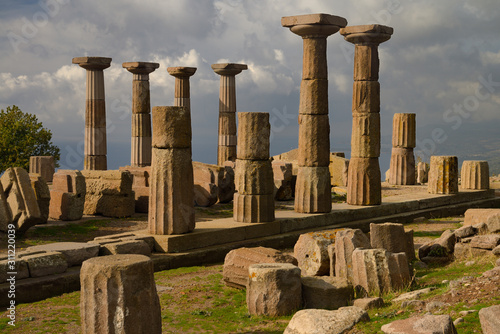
left=393, top=288, right=433, bottom=303
left=335, top=228, right=370, bottom=282
left=465, top=261, right=475, bottom=266
left=459, top=310, right=476, bottom=317
left=401, top=300, right=426, bottom=309
left=413, top=261, right=428, bottom=269
left=482, top=266, right=500, bottom=278
left=426, top=301, right=446, bottom=312
left=493, top=245, right=500, bottom=256
left=419, top=229, right=456, bottom=261
left=453, top=317, right=464, bottom=326
left=464, top=208, right=500, bottom=233
left=284, top=306, right=369, bottom=334
left=496, top=258, right=500, bottom=267
left=454, top=225, right=476, bottom=238
left=301, top=276, right=353, bottom=310
left=370, top=222, right=415, bottom=263
left=353, top=297, right=384, bottom=310
left=470, top=234, right=500, bottom=250
left=381, top=314, right=458, bottom=334
left=479, top=304, right=500, bottom=334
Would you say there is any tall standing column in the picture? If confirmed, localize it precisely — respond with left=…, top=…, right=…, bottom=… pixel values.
left=340, top=25, right=393, bottom=205
left=211, top=63, right=248, bottom=166
left=122, top=62, right=160, bottom=167
left=167, top=66, right=197, bottom=111
left=73, top=57, right=112, bottom=170
left=389, top=113, right=416, bottom=185
left=281, top=13, right=348, bottom=213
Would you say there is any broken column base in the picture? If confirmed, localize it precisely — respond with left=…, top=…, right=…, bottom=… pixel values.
left=389, top=148, right=415, bottom=185
left=347, top=157, right=381, bottom=206
left=294, top=166, right=331, bottom=213
left=233, top=193, right=274, bottom=223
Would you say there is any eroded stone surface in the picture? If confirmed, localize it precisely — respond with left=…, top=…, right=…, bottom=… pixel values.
left=301, top=276, right=353, bottom=310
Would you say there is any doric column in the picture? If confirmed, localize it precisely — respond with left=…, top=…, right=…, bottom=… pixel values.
left=282, top=13, right=347, bottom=213
left=149, top=106, right=195, bottom=235
left=389, top=113, right=416, bottom=185
left=211, top=63, right=247, bottom=166
left=461, top=160, right=489, bottom=190
left=122, top=62, right=160, bottom=167
left=340, top=25, right=393, bottom=205
left=72, top=57, right=112, bottom=170
left=167, top=66, right=196, bottom=111
left=233, top=112, right=274, bottom=223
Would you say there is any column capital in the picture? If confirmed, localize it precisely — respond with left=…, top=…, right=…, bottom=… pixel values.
left=122, top=62, right=160, bottom=75
left=281, top=13, right=347, bottom=38
left=211, top=63, right=248, bottom=76
left=73, top=57, right=112, bottom=70
left=167, top=66, right=197, bottom=78
left=340, top=24, right=393, bottom=45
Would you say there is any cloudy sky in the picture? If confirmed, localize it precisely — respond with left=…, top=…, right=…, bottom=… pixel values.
left=1, top=0, right=499, bottom=173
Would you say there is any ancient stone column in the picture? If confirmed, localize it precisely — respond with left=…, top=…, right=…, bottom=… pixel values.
left=80, top=254, right=162, bottom=334
left=167, top=66, right=196, bottom=111
left=149, top=106, right=195, bottom=235
left=428, top=156, right=459, bottom=194
left=389, top=113, right=416, bottom=185
left=72, top=57, right=112, bottom=170
left=340, top=25, right=393, bottom=205
left=29, top=156, right=55, bottom=182
left=211, top=63, right=248, bottom=166
left=122, top=62, right=160, bottom=167
left=461, top=160, right=489, bottom=190
left=234, top=112, right=274, bottom=223
left=282, top=13, right=348, bottom=213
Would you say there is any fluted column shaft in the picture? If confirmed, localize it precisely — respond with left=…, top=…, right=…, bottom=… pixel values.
left=212, top=63, right=247, bottom=166
left=389, top=113, right=416, bottom=185
left=340, top=25, right=393, bottom=205
left=461, top=160, right=489, bottom=190
left=123, top=62, right=160, bottom=168
left=73, top=57, right=112, bottom=170
left=282, top=13, right=348, bottom=213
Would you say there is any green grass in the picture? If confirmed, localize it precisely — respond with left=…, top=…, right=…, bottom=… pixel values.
left=332, top=192, right=347, bottom=203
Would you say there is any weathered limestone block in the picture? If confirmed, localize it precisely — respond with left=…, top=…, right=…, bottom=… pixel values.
left=335, top=229, right=371, bottom=282
left=419, top=229, right=456, bottom=261
left=152, top=106, right=191, bottom=149
left=49, top=170, right=86, bottom=221
left=0, top=167, right=43, bottom=234
left=80, top=254, right=161, bottom=334
left=347, top=157, right=381, bottom=205
left=351, top=113, right=380, bottom=158
left=29, top=156, right=55, bottom=182
left=301, top=276, right=353, bottom=310
left=247, top=263, right=302, bottom=316
left=193, top=161, right=220, bottom=206
left=234, top=159, right=274, bottom=195
left=370, top=223, right=416, bottom=262
left=29, top=173, right=50, bottom=223
left=352, top=248, right=410, bottom=295
left=329, top=154, right=349, bottom=187
left=0, top=259, right=29, bottom=281
left=297, top=114, right=330, bottom=167
left=454, top=225, right=476, bottom=239
left=23, top=251, right=68, bottom=278
left=149, top=148, right=195, bottom=234
left=294, top=229, right=344, bottom=276
left=220, top=161, right=236, bottom=203
left=26, top=242, right=99, bottom=266
left=464, top=208, right=500, bottom=233
left=194, top=183, right=218, bottom=207
left=223, top=247, right=298, bottom=289
left=352, top=81, right=380, bottom=113
left=389, top=148, right=415, bottom=185
left=81, top=170, right=135, bottom=218
left=119, top=166, right=151, bottom=213
left=391, top=113, right=416, bottom=148
left=428, top=156, right=458, bottom=194
left=100, top=240, right=151, bottom=256
left=417, top=161, right=429, bottom=184
left=233, top=193, right=274, bottom=223
left=284, top=306, right=369, bottom=334
left=294, top=166, right=331, bottom=213
left=272, top=160, right=294, bottom=201
left=381, top=314, right=458, bottom=334
left=353, top=297, right=384, bottom=310
left=470, top=234, right=500, bottom=250
left=479, top=304, right=500, bottom=334
left=461, top=160, right=489, bottom=190
left=299, top=79, right=328, bottom=115
left=237, top=112, right=270, bottom=161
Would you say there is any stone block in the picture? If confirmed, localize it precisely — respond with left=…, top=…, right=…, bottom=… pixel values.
left=391, top=113, right=416, bottom=148
left=222, top=247, right=298, bottom=289
left=194, top=183, right=218, bottom=207
left=417, top=161, right=429, bottom=184
left=23, top=251, right=68, bottom=278
left=29, top=156, right=55, bottom=182
left=233, top=193, right=274, bottom=223
left=100, top=240, right=152, bottom=256
left=237, top=112, right=270, bottom=160
left=335, top=228, right=371, bottom=282
left=328, top=243, right=335, bottom=276
left=470, top=235, right=500, bottom=250
left=80, top=255, right=161, bottom=334
left=234, top=159, right=274, bottom=195
left=294, top=166, right=331, bottom=213
left=0, top=259, right=29, bottom=282
left=219, top=162, right=236, bottom=203
left=29, top=174, right=50, bottom=223
left=284, top=307, right=369, bottom=334
left=347, top=157, right=381, bottom=205
left=0, top=183, right=12, bottom=232
left=49, top=170, right=86, bottom=221
left=370, top=222, right=416, bottom=263
left=149, top=148, right=194, bottom=234
left=297, top=114, right=330, bottom=167
left=301, top=276, right=353, bottom=310
left=353, top=297, right=384, bottom=310
left=461, top=160, right=489, bottom=190
left=0, top=167, right=43, bottom=234
left=299, top=79, right=328, bottom=115
left=389, top=148, right=415, bottom=185
left=479, top=305, right=500, bottom=334
left=454, top=225, right=476, bottom=239
left=419, top=229, right=456, bottom=260
left=352, top=80, right=380, bottom=112
left=294, top=229, right=344, bottom=276
left=428, top=156, right=458, bottom=194
left=329, top=154, right=349, bottom=187
left=352, top=248, right=410, bottom=295
left=151, top=106, right=191, bottom=149
left=351, top=113, right=380, bottom=158
left=247, top=263, right=302, bottom=316
left=26, top=242, right=99, bottom=267
left=131, top=113, right=152, bottom=137
left=272, top=161, right=294, bottom=201
left=464, top=208, right=500, bottom=233
left=381, top=314, right=457, bottom=334
left=119, top=166, right=151, bottom=213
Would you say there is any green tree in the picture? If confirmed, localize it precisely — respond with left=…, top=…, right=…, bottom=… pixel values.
left=0, top=105, right=60, bottom=173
